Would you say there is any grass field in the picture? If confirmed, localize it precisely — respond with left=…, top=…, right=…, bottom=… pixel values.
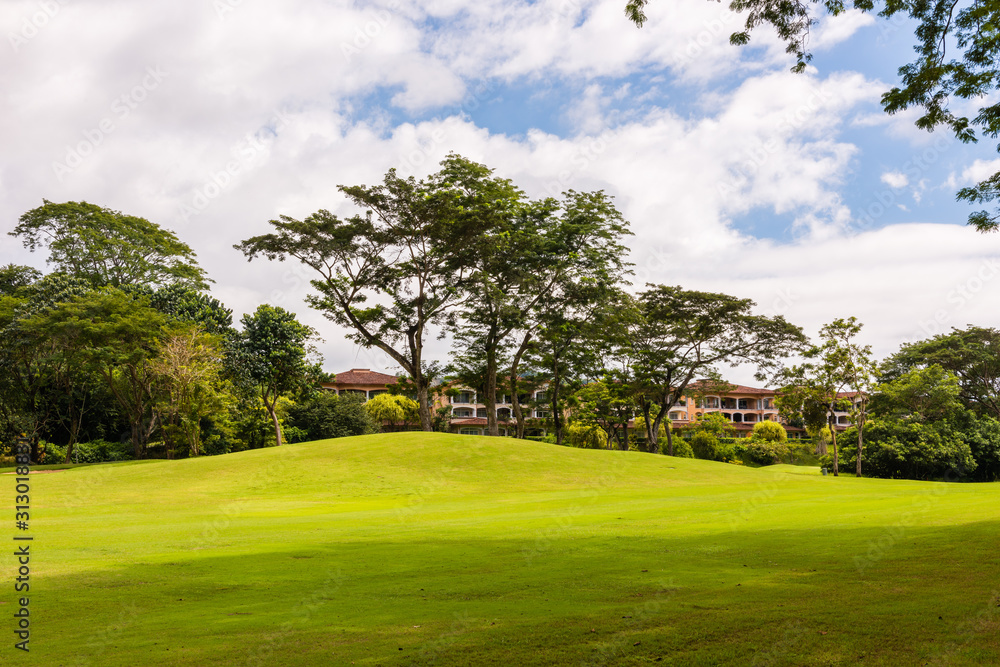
left=10, top=433, right=1000, bottom=665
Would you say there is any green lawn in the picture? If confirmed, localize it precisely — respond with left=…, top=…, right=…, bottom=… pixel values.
left=12, top=433, right=1000, bottom=665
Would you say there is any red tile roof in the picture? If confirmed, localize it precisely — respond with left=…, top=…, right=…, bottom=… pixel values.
left=685, top=380, right=776, bottom=396
left=331, top=369, right=399, bottom=385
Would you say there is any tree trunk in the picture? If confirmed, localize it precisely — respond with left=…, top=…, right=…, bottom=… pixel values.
left=485, top=350, right=498, bottom=437
left=829, top=411, right=839, bottom=476
left=265, top=398, right=283, bottom=446
left=651, top=401, right=671, bottom=455
left=416, top=383, right=433, bottom=431
left=509, top=331, right=532, bottom=439
left=551, top=370, right=563, bottom=446
left=855, top=406, right=865, bottom=477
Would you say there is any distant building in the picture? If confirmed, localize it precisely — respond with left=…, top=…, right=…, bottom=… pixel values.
left=320, top=370, right=860, bottom=437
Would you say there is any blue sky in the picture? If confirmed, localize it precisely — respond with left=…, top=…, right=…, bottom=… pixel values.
left=2, top=0, right=999, bottom=382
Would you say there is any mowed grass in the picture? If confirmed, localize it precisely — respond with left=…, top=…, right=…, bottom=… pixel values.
left=13, top=433, right=1000, bottom=666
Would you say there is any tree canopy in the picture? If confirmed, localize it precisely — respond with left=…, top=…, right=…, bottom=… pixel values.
left=12, top=200, right=210, bottom=289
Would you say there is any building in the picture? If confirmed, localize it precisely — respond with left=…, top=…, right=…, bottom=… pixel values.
left=320, top=369, right=398, bottom=400
left=321, top=370, right=860, bottom=436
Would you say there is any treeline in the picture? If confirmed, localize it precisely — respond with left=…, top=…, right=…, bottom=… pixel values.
left=0, top=202, right=377, bottom=464
left=5, top=156, right=1000, bottom=483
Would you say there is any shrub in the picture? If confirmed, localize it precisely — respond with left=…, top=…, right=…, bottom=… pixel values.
left=742, top=438, right=790, bottom=465
left=662, top=438, right=694, bottom=458
left=689, top=431, right=733, bottom=461
left=285, top=392, right=376, bottom=440
left=838, top=419, right=976, bottom=479
left=565, top=422, right=605, bottom=449
left=751, top=420, right=787, bottom=443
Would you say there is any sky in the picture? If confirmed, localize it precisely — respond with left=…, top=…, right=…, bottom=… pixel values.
left=3, top=0, right=1000, bottom=385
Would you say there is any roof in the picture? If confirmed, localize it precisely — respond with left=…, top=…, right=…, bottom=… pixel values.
left=331, top=369, right=399, bottom=385
left=685, top=380, right=776, bottom=396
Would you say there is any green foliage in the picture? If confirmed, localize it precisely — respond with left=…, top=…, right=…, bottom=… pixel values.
left=871, top=364, right=963, bottom=423
left=750, top=420, right=787, bottom=443
left=882, top=327, right=1000, bottom=421
left=689, top=431, right=733, bottom=462
left=231, top=304, right=316, bottom=446
left=54, top=438, right=134, bottom=464
left=662, top=437, right=694, bottom=458
left=836, top=419, right=976, bottom=480
left=365, top=393, right=419, bottom=432
left=564, top=422, right=605, bottom=449
left=12, top=200, right=209, bottom=289
left=691, top=412, right=736, bottom=439
left=285, top=392, right=376, bottom=441
left=742, top=437, right=791, bottom=465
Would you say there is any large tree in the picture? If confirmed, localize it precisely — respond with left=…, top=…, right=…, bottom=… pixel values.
left=237, top=155, right=492, bottom=430
left=232, top=305, right=315, bottom=447
left=456, top=188, right=633, bottom=437
left=625, top=0, right=1000, bottom=232
left=623, top=285, right=806, bottom=456
left=12, top=200, right=210, bottom=289
left=882, top=326, right=1000, bottom=421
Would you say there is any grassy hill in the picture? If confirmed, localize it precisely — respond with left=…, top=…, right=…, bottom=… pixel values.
left=17, top=433, right=1000, bottom=665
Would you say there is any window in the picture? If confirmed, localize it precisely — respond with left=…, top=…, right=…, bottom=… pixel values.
left=732, top=413, right=743, bottom=423
left=744, top=413, right=757, bottom=423
left=701, top=397, right=720, bottom=409
left=737, top=399, right=749, bottom=410
left=535, top=391, right=548, bottom=402
left=453, top=408, right=473, bottom=418
left=497, top=408, right=511, bottom=420
left=452, top=392, right=473, bottom=404
left=535, top=410, right=549, bottom=419
left=669, top=412, right=683, bottom=421
left=722, top=398, right=737, bottom=410
left=476, top=408, right=487, bottom=418
left=369, top=389, right=387, bottom=399
left=722, top=412, right=732, bottom=421
left=459, top=428, right=481, bottom=436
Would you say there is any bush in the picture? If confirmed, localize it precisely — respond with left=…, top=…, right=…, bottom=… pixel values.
left=838, top=419, right=976, bottom=479
left=751, top=420, right=787, bottom=443
left=689, top=431, right=733, bottom=461
left=742, top=438, right=790, bottom=465
left=285, top=392, right=376, bottom=441
left=565, top=422, right=605, bottom=449
left=662, top=438, right=694, bottom=458
left=63, top=439, right=134, bottom=464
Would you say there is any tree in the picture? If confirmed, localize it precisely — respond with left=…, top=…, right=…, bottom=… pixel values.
left=882, top=326, right=1000, bottom=421
left=237, top=155, right=497, bottom=431
left=12, top=200, right=210, bottom=289
left=625, top=0, right=1000, bottom=232
left=0, top=274, right=95, bottom=460
left=573, top=376, right=636, bottom=450
left=821, top=317, right=877, bottom=477
left=232, top=305, right=316, bottom=448
left=871, top=364, right=964, bottom=423
left=456, top=187, right=633, bottom=437
left=285, top=391, right=376, bottom=440
left=624, top=285, right=806, bottom=456
left=365, top=393, right=419, bottom=432
left=35, top=288, right=168, bottom=458
left=149, top=326, right=225, bottom=457
left=777, top=319, right=872, bottom=476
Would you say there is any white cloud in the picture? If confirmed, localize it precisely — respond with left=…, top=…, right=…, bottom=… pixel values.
left=881, top=171, right=909, bottom=188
